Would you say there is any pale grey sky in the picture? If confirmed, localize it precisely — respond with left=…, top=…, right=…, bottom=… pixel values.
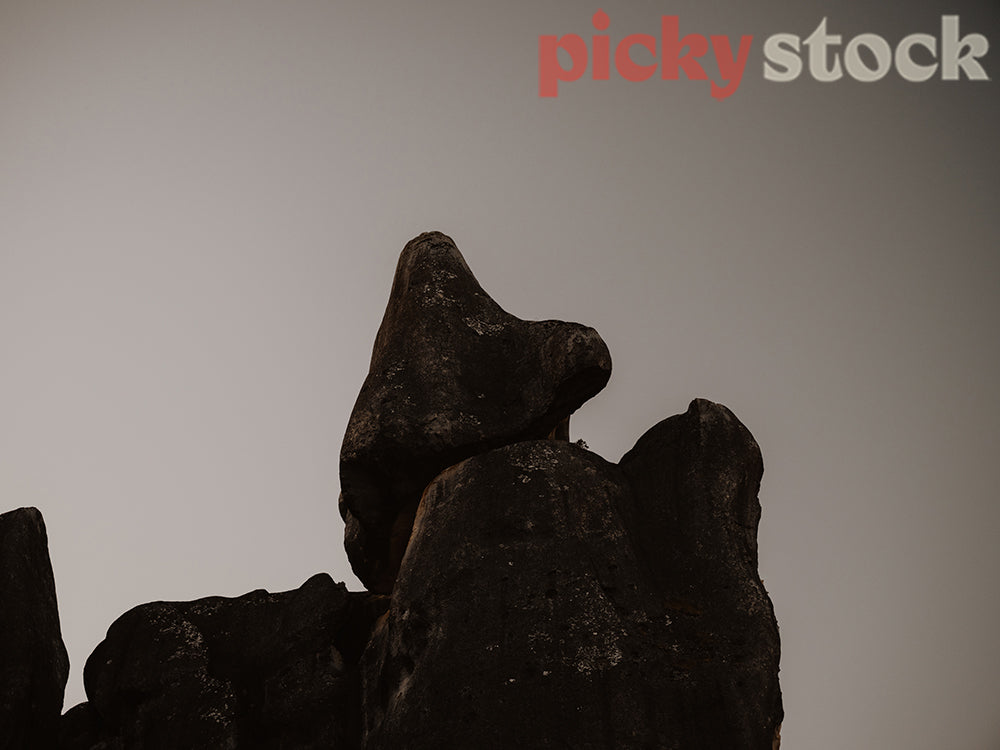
left=2, top=2, right=998, bottom=747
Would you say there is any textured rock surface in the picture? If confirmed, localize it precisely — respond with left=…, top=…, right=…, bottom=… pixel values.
left=0, top=507, right=69, bottom=750
left=67, top=574, right=387, bottom=750
left=361, top=401, right=782, bottom=749
left=340, top=231, right=612, bottom=592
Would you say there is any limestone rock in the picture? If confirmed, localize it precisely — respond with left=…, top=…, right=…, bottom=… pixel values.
left=70, top=574, right=387, bottom=750
left=361, top=401, right=782, bottom=749
left=340, top=231, right=611, bottom=592
left=0, top=507, right=69, bottom=750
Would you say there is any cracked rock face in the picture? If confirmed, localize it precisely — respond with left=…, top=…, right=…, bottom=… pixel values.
left=0, top=507, right=69, bottom=750
left=340, top=231, right=612, bottom=592
left=361, top=400, right=782, bottom=749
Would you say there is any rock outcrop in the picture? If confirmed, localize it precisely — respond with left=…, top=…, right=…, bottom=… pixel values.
left=0, top=507, right=69, bottom=750
left=65, top=574, right=386, bottom=749
left=361, top=401, right=782, bottom=749
left=340, top=231, right=612, bottom=593
left=0, top=230, right=781, bottom=749
left=349, top=233, right=781, bottom=747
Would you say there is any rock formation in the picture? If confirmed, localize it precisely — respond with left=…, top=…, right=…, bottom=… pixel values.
left=361, top=403, right=781, bottom=748
left=63, top=575, right=386, bottom=749
left=2, top=230, right=782, bottom=749
left=340, top=231, right=611, bottom=593
left=351, top=232, right=781, bottom=747
left=0, top=507, right=69, bottom=750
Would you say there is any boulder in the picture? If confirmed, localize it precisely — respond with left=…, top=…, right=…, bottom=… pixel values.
left=340, top=231, right=611, bottom=592
left=70, top=574, right=387, bottom=750
left=0, top=507, right=69, bottom=750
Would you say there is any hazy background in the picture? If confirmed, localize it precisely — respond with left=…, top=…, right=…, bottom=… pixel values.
left=2, top=1, right=998, bottom=747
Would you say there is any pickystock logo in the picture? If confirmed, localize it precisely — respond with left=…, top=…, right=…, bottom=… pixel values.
left=539, top=10, right=992, bottom=99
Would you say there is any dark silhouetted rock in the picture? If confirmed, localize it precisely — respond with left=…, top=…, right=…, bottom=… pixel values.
left=619, top=399, right=783, bottom=748
left=36, top=229, right=781, bottom=749
left=71, top=574, right=387, bottom=750
left=0, top=507, right=69, bottom=750
left=340, top=231, right=612, bottom=593
left=55, top=703, right=102, bottom=750
left=361, top=400, right=782, bottom=749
